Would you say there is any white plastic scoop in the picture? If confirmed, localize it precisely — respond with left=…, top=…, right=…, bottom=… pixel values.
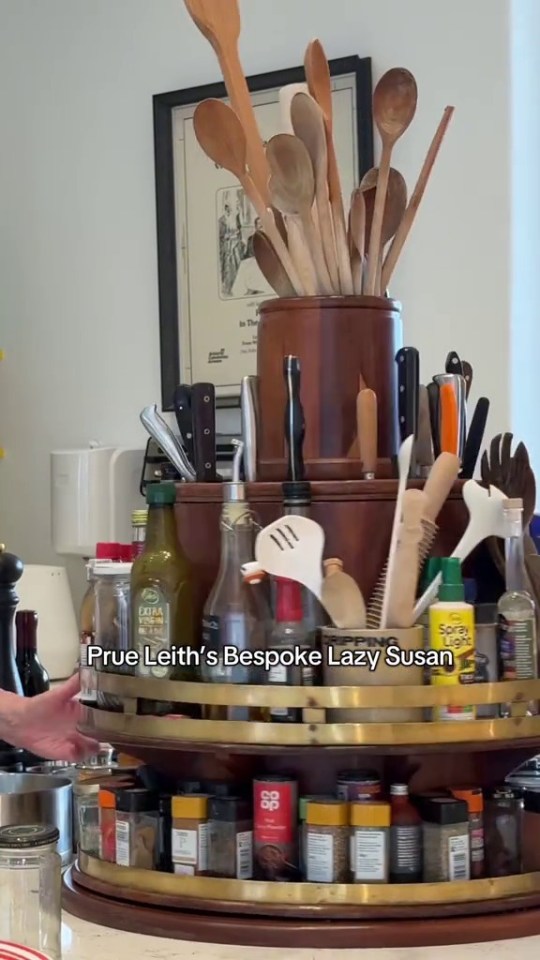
left=242, top=515, right=325, bottom=599
left=414, top=481, right=507, bottom=619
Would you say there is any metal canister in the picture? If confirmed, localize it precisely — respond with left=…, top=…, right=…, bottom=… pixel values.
left=253, top=775, right=298, bottom=880
left=336, top=770, right=381, bottom=801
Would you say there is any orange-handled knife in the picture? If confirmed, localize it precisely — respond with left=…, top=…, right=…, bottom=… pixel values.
left=440, top=382, right=459, bottom=455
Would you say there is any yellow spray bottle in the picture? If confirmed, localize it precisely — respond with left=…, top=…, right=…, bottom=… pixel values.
left=429, top=557, right=475, bottom=721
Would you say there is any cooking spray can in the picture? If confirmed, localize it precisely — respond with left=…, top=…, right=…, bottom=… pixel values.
left=429, top=557, right=476, bottom=721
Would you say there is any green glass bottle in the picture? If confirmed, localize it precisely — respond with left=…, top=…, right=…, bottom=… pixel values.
left=130, top=481, right=198, bottom=715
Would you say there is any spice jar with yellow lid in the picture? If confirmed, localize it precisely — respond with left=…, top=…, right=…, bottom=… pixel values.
left=350, top=800, right=391, bottom=882
left=305, top=799, right=349, bottom=883
left=171, top=794, right=210, bottom=876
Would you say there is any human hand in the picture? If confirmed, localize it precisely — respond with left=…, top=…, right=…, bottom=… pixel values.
left=5, top=673, right=99, bottom=761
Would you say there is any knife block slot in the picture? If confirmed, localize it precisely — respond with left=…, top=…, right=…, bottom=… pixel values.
left=256, top=295, right=402, bottom=481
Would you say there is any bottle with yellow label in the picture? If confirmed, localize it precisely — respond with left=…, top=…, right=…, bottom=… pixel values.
left=429, top=557, right=475, bottom=721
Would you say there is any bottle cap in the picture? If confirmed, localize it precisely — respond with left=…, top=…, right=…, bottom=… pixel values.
left=421, top=556, right=442, bottom=595
left=171, top=794, right=209, bottom=819
left=98, top=788, right=117, bottom=809
left=0, top=824, right=59, bottom=848
left=350, top=800, right=391, bottom=828
left=306, top=799, right=348, bottom=827
left=132, top=509, right=148, bottom=525
left=390, top=783, right=409, bottom=797
left=118, top=544, right=134, bottom=562
left=451, top=786, right=483, bottom=813
left=147, top=481, right=176, bottom=506
left=438, top=557, right=464, bottom=602
left=95, top=542, right=121, bottom=560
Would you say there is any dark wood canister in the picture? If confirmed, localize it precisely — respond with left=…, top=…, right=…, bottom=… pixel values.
left=256, top=295, right=402, bottom=481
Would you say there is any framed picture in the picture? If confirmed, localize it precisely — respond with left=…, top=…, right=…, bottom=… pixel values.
left=154, top=56, right=374, bottom=410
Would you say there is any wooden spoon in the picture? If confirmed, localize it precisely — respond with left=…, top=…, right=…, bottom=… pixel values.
left=304, top=39, right=353, bottom=294
left=361, top=166, right=407, bottom=293
left=386, top=489, right=426, bottom=628
left=321, top=558, right=366, bottom=629
left=365, top=68, right=417, bottom=296
left=252, top=231, right=296, bottom=298
left=382, top=106, right=454, bottom=290
left=291, top=92, right=340, bottom=293
left=193, top=100, right=304, bottom=295
left=267, top=133, right=334, bottom=295
left=348, top=189, right=366, bottom=294
left=183, top=0, right=270, bottom=205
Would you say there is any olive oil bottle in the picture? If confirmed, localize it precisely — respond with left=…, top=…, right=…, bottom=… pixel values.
left=130, top=481, right=198, bottom=715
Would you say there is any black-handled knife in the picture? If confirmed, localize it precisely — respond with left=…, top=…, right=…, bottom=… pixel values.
left=283, top=355, right=305, bottom=482
left=427, top=381, right=441, bottom=459
left=172, top=384, right=194, bottom=467
left=395, top=347, right=419, bottom=470
left=461, top=397, right=490, bottom=478
left=191, top=382, right=217, bottom=482
left=445, top=351, right=463, bottom=377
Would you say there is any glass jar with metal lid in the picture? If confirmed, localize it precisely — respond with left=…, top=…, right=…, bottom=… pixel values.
left=93, top=561, right=133, bottom=711
left=0, top=824, right=61, bottom=960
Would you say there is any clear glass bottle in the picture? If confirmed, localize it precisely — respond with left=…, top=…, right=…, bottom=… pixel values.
left=282, top=481, right=327, bottom=637
left=132, top=508, right=148, bottom=558
left=497, top=498, right=537, bottom=714
left=94, top=562, right=133, bottom=712
left=266, top=576, right=315, bottom=723
left=0, top=824, right=61, bottom=960
left=201, top=444, right=266, bottom=719
left=79, top=543, right=121, bottom=705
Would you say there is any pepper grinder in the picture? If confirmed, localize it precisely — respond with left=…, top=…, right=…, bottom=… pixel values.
left=0, top=545, right=24, bottom=771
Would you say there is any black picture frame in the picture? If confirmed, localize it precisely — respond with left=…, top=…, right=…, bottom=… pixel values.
left=153, top=55, right=374, bottom=411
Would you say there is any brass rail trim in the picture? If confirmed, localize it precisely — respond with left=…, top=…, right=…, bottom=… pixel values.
left=94, top=673, right=540, bottom=708
left=80, top=705, right=540, bottom=745
left=78, top=854, right=540, bottom=906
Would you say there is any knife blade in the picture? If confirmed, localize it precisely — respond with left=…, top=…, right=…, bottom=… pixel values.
left=172, top=384, right=194, bottom=467
left=241, top=375, right=258, bottom=482
left=283, top=355, right=305, bottom=482
left=190, top=382, right=217, bottom=482
left=426, top=382, right=440, bottom=459
left=416, top=384, right=433, bottom=475
left=140, top=405, right=196, bottom=482
left=461, top=397, right=490, bottom=478
left=395, top=346, right=419, bottom=473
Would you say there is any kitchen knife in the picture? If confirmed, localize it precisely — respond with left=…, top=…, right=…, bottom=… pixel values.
left=357, top=388, right=377, bottom=479
left=395, top=346, right=419, bottom=473
left=426, top=382, right=440, bottom=459
left=416, top=384, right=433, bottom=475
left=439, top=382, right=459, bottom=456
left=190, top=382, right=217, bottom=482
left=241, top=375, right=258, bottom=482
left=283, top=355, right=305, bottom=482
left=461, top=360, right=473, bottom=399
left=445, top=351, right=463, bottom=377
left=172, top=384, right=195, bottom=467
left=140, top=405, right=196, bottom=482
left=461, top=397, right=490, bottom=479
left=433, top=372, right=466, bottom=460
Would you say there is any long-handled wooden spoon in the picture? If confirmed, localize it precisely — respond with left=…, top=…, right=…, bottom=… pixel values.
left=365, top=68, right=417, bottom=296
left=321, top=558, right=366, bottom=629
left=290, top=92, right=340, bottom=292
left=253, top=231, right=296, bottom=298
left=304, top=39, right=353, bottom=295
left=348, top=188, right=366, bottom=294
left=183, top=0, right=270, bottom=205
left=360, top=166, right=407, bottom=294
left=386, top=489, right=426, bottom=628
left=267, top=133, right=334, bottom=295
left=382, top=106, right=454, bottom=290
left=193, top=99, right=304, bottom=295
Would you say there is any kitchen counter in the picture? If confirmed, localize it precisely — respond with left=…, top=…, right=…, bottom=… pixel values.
left=62, top=914, right=540, bottom=959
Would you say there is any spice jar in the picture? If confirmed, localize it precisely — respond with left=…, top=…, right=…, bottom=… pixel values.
left=305, top=799, right=349, bottom=883
left=420, top=796, right=470, bottom=882
left=0, top=824, right=61, bottom=960
left=253, top=775, right=298, bottom=880
left=74, top=780, right=100, bottom=856
left=522, top=790, right=540, bottom=872
left=350, top=801, right=391, bottom=883
left=98, top=788, right=117, bottom=862
left=208, top=796, right=253, bottom=879
left=451, top=787, right=484, bottom=878
left=115, top=788, right=158, bottom=869
left=484, top=786, right=521, bottom=877
left=389, top=784, right=422, bottom=883
left=336, top=770, right=381, bottom=801
left=94, top=562, right=133, bottom=711
left=171, top=794, right=209, bottom=875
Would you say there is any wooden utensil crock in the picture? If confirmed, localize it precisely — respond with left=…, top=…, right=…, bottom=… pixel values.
left=256, top=295, right=402, bottom=481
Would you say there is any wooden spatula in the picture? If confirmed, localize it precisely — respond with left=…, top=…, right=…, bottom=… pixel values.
left=321, top=558, right=366, bottom=629
left=387, top=489, right=426, bottom=628
left=184, top=0, right=270, bottom=205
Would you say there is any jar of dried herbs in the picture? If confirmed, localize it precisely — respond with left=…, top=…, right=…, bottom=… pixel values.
left=420, top=796, right=470, bottom=882
left=305, top=799, right=349, bottom=883
left=208, top=796, right=253, bottom=879
left=350, top=800, right=391, bottom=882
left=115, top=788, right=158, bottom=869
left=171, top=794, right=209, bottom=875
left=74, top=781, right=100, bottom=856
left=484, top=786, right=521, bottom=877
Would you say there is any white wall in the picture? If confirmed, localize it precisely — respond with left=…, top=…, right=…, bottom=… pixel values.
left=0, top=0, right=516, bottom=596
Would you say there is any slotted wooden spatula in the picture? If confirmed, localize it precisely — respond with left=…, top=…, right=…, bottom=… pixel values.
left=242, top=515, right=325, bottom=600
